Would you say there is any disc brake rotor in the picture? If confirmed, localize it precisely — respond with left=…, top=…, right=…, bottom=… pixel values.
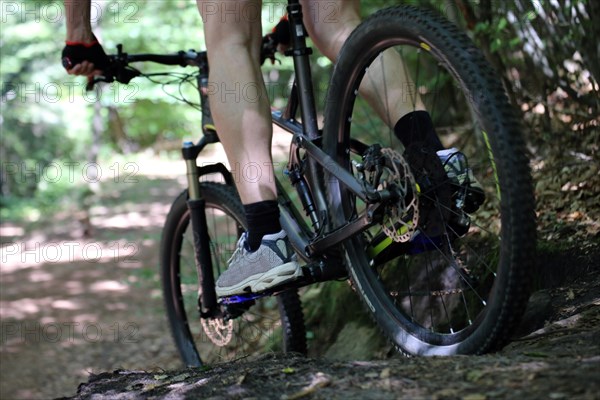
left=377, top=148, right=419, bottom=243
left=201, top=317, right=233, bottom=347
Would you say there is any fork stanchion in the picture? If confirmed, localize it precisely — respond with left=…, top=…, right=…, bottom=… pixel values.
left=183, top=142, right=219, bottom=319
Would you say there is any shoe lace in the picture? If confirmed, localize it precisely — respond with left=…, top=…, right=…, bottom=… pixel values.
left=227, top=233, right=248, bottom=265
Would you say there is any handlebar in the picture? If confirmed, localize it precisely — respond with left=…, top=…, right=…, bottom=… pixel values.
left=83, top=31, right=281, bottom=91
left=83, top=44, right=208, bottom=90
left=126, top=52, right=204, bottom=66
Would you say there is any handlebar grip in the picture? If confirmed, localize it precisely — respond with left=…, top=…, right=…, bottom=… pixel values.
left=128, top=53, right=186, bottom=66
left=62, top=56, right=103, bottom=91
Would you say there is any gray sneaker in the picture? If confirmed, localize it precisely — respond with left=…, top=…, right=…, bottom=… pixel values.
left=215, top=230, right=302, bottom=297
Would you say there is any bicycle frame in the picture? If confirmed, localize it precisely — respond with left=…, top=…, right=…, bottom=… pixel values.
left=180, top=0, right=396, bottom=315
left=84, top=0, right=536, bottom=359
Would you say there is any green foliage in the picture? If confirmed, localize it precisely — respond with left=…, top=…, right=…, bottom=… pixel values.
left=302, top=281, right=374, bottom=353
left=1, top=1, right=207, bottom=213
left=474, top=18, right=521, bottom=53
left=2, top=0, right=597, bottom=223
left=465, top=0, right=598, bottom=138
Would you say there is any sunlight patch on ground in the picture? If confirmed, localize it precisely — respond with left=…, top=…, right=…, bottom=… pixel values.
left=0, top=225, right=25, bottom=237
left=1, top=297, right=53, bottom=319
left=89, top=280, right=129, bottom=293
left=64, top=281, right=85, bottom=296
left=28, top=270, right=53, bottom=282
left=91, top=210, right=167, bottom=230
left=51, top=299, right=81, bottom=310
left=0, top=297, right=87, bottom=320
left=0, top=239, right=142, bottom=273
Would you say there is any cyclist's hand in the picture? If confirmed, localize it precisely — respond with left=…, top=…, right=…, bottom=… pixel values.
left=61, top=37, right=110, bottom=80
left=272, top=17, right=291, bottom=50
left=262, top=17, right=292, bottom=65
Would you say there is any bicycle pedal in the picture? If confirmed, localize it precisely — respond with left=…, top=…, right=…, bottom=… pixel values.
left=220, top=275, right=308, bottom=306
left=220, top=293, right=264, bottom=305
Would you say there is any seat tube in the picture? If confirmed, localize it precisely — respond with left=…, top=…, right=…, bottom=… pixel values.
left=287, top=0, right=319, bottom=140
left=287, top=0, right=329, bottom=219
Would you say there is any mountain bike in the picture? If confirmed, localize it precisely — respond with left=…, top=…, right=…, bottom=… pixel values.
left=89, top=2, right=536, bottom=366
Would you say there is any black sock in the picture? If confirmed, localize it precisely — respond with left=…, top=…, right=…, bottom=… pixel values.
left=244, top=200, right=281, bottom=251
left=393, top=111, right=444, bottom=151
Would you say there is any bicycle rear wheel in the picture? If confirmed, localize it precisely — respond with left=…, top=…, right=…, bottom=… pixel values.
left=323, top=6, right=536, bottom=355
left=161, top=183, right=306, bottom=366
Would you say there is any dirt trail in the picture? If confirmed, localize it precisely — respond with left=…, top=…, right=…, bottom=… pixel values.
left=64, top=268, right=600, bottom=400
left=1, top=159, right=188, bottom=400
left=1, top=158, right=599, bottom=399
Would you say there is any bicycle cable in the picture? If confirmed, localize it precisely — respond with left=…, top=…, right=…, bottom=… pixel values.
left=129, top=66, right=202, bottom=111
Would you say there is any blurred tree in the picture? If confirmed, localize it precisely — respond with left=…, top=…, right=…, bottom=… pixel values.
left=1, top=0, right=597, bottom=210
left=455, top=0, right=598, bottom=142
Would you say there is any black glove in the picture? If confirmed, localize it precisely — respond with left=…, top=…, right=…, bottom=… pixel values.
left=261, top=17, right=292, bottom=64
left=270, top=17, right=291, bottom=47
left=61, top=37, right=110, bottom=72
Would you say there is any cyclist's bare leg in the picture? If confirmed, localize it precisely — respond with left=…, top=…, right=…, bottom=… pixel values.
left=304, top=1, right=481, bottom=213
left=301, top=0, right=426, bottom=127
left=198, top=1, right=302, bottom=295
left=197, top=0, right=276, bottom=205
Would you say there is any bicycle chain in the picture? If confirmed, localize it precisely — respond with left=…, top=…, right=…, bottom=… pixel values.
left=389, top=288, right=466, bottom=297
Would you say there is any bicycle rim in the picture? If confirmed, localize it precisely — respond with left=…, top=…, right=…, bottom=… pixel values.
left=323, top=6, right=535, bottom=355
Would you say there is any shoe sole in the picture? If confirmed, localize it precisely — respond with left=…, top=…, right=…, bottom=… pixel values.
left=216, top=261, right=302, bottom=297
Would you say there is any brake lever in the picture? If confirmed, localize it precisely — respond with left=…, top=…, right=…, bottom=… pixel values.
left=85, top=51, right=140, bottom=91
left=260, top=35, right=281, bottom=66
left=115, top=68, right=140, bottom=84
left=85, top=74, right=115, bottom=91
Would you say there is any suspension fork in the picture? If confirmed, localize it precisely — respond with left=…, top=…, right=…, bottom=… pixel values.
left=183, top=143, right=220, bottom=319
left=181, top=55, right=221, bottom=320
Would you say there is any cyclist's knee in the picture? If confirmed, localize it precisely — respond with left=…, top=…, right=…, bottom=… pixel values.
left=300, top=0, right=360, bottom=61
left=198, top=0, right=263, bottom=53
left=198, top=0, right=262, bottom=24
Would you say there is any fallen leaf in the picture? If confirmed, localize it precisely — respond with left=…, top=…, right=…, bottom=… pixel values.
left=282, top=372, right=331, bottom=400
left=524, top=352, right=549, bottom=358
left=549, top=393, right=567, bottom=399
left=380, top=368, right=391, bottom=379
left=463, top=394, right=487, bottom=400
left=171, top=372, right=191, bottom=382
left=466, top=369, right=485, bottom=382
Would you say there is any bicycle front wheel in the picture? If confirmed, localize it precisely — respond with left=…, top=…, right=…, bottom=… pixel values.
left=161, top=183, right=306, bottom=366
left=323, top=6, right=536, bottom=355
